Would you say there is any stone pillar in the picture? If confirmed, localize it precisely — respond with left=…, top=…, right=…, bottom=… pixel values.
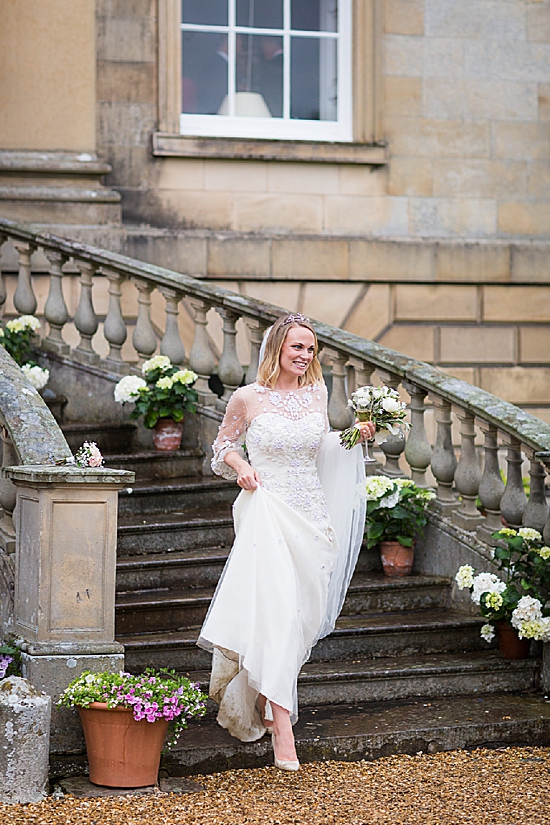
left=0, top=676, right=51, bottom=803
left=4, top=464, right=134, bottom=753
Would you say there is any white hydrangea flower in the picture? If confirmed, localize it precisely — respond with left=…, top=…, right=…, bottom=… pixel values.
left=511, top=595, right=543, bottom=628
left=455, top=565, right=475, bottom=590
left=485, top=592, right=503, bottom=610
left=114, top=374, right=147, bottom=404
left=496, top=528, right=517, bottom=538
left=142, top=354, right=172, bottom=374
left=514, top=616, right=550, bottom=642
left=0, top=327, right=4, bottom=338
left=471, top=572, right=506, bottom=605
left=396, top=479, right=415, bottom=488
left=480, top=623, right=495, bottom=643
left=518, top=527, right=542, bottom=542
left=364, top=475, right=395, bottom=501
left=7, top=314, right=41, bottom=333
left=156, top=375, right=174, bottom=390
left=381, top=396, right=400, bottom=413
left=536, top=546, right=550, bottom=560
left=173, top=368, right=198, bottom=385
left=21, top=363, right=49, bottom=390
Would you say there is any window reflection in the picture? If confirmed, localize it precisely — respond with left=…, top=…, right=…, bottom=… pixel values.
left=291, top=0, right=337, bottom=32
left=182, top=0, right=227, bottom=26
left=236, top=0, right=283, bottom=29
left=291, top=37, right=337, bottom=121
left=182, top=32, right=228, bottom=115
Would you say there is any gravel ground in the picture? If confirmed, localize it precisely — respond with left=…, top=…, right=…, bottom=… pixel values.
left=2, top=747, right=549, bottom=825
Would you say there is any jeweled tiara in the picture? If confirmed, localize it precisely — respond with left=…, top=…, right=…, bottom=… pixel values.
left=281, top=313, right=310, bottom=326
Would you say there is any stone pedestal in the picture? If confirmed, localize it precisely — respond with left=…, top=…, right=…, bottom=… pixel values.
left=4, top=465, right=134, bottom=751
left=0, top=676, right=51, bottom=803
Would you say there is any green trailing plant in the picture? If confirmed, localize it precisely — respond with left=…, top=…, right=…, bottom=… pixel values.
left=364, top=476, right=435, bottom=549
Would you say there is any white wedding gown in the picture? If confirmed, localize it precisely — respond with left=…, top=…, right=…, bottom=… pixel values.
left=197, top=382, right=365, bottom=741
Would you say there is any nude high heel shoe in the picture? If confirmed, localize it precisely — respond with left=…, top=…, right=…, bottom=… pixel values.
left=272, top=733, right=300, bottom=771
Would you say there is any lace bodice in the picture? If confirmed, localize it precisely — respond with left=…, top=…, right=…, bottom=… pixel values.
left=212, top=382, right=332, bottom=534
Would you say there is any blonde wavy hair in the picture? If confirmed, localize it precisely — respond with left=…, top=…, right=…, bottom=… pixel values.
left=256, top=315, right=323, bottom=389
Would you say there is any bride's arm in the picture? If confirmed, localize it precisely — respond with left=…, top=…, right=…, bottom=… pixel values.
left=211, top=388, right=260, bottom=489
left=222, top=451, right=261, bottom=490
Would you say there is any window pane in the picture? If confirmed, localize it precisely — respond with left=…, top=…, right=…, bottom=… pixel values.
left=291, top=0, right=337, bottom=32
left=236, top=0, right=283, bottom=29
left=182, top=31, right=228, bottom=115
left=291, top=37, right=337, bottom=120
left=228, top=35, right=282, bottom=117
left=182, top=0, right=227, bottom=26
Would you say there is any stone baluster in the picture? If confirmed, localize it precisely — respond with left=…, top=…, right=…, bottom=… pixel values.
left=188, top=298, right=217, bottom=405
left=245, top=318, right=267, bottom=385
left=0, top=236, right=7, bottom=315
left=476, top=423, right=505, bottom=544
left=377, top=370, right=405, bottom=478
left=403, top=382, right=432, bottom=487
left=132, top=278, right=157, bottom=364
left=499, top=436, right=527, bottom=530
left=452, top=410, right=483, bottom=530
left=216, top=308, right=243, bottom=406
left=538, top=456, right=550, bottom=545
left=159, top=287, right=185, bottom=365
left=102, top=268, right=128, bottom=373
left=430, top=396, right=457, bottom=513
left=522, top=450, right=549, bottom=533
left=0, top=426, right=18, bottom=554
left=13, top=241, right=37, bottom=315
left=73, top=261, right=99, bottom=365
left=43, top=250, right=69, bottom=354
left=326, top=349, right=354, bottom=431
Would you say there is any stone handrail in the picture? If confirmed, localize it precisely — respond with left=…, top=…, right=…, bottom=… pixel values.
left=1, top=215, right=549, bottom=544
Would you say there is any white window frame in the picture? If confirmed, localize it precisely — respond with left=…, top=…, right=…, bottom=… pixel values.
left=179, top=0, right=353, bottom=142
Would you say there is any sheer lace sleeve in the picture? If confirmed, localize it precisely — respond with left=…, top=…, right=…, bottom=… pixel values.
left=211, top=389, right=249, bottom=480
left=320, top=383, right=330, bottom=433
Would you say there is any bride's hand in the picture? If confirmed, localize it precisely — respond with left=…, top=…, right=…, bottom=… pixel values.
left=356, top=420, right=376, bottom=442
left=236, top=462, right=261, bottom=490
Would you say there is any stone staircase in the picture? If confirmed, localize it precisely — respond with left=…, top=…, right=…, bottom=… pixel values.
left=62, top=421, right=546, bottom=774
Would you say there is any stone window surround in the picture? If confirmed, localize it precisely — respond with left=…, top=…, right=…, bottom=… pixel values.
left=156, top=0, right=386, bottom=166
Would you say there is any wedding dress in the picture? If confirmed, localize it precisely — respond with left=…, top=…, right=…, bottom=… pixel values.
left=197, top=382, right=365, bottom=741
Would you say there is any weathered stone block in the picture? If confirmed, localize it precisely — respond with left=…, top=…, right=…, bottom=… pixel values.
left=409, top=197, right=497, bottom=237
left=384, top=0, right=424, bottom=35
left=384, top=76, right=422, bottom=117
left=527, top=5, right=550, bottom=42
left=96, top=15, right=155, bottom=63
left=511, top=243, right=550, bottom=283
left=464, top=39, right=550, bottom=83
left=436, top=242, right=510, bottom=282
left=480, top=366, right=550, bottom=406
left=349, top=239, right=434, bottom=281
left=384, top=35, right=424, bottom=76
left=433, top=159, right=528, bottom=200
left=96, top=60, right=156, bottom=104
left=206, top=160, right=268, bottom=192
left=425, top=1, right=526, bottom=40
left=423, top=37, right=464, bottom=78
left=301, top=282, right=363, bottom=330
left=423, top=79, right=538, bottom=123
left=154, top=189, right=233, bottom=231
left=378, top=324, right=435, bottom=362
left=272, top=237, right=348, bottom=280
left=385, top=116, right=491, bottom=158
left=492, top=122, right=550, bottom=161
left=498, top=202, right=550, bottom=236
left=241, top=281, right=301, bottom=314
left=519, top=327, right=550, bottom=363
left=125, top=229, right=208, bottom=276
left=439, top=326, right=516, bottom=364
left=344, top=284, right=391, bottom=340
left=395, top=284, right=478, bottom=321
left=267, top=162, right=339, bottom=194
left=208, top=236, right=270, bottom=278
left=527, top=161, right=550, bottom=198
left=233, top=193, right=323, bottom=232
left=539, top=83, right=550, bottom=121
left=483, top=285, right=550, bottom=322
left=323, top=196, right=409, bottom=235
left=97, top=101, right=155, bottom=148
left=0, top=677, right=50, bottom=804
left=338, top=165, right=388, bottom=196
left=389, top=158, right=433, bottom=197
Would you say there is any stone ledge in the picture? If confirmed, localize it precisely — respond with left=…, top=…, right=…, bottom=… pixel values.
left=3, top=465, right=135, bottom=486
left=153, top=133, right=388, bottom=165
left=0, top=151, right=112, bottom=177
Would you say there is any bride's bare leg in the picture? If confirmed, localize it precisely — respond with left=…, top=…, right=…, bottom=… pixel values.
left=271, top=702, right=298, bottom=762
left=257, top=693, right=272, bottom=728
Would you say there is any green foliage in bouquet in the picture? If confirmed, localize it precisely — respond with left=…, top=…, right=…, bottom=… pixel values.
left=114, top=356, right=198, bottom=429
left=364, top=476, right=435, bottom=549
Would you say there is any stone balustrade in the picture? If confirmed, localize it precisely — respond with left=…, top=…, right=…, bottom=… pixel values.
left=1, top=216, right=550, bottom=551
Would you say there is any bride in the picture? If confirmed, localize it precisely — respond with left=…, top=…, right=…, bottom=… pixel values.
left=197, top=314, right=373, bottom=770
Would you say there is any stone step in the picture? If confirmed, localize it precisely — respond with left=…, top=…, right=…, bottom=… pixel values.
left=116, top=506, right=235, bottom=554
left=118, top=608, right=487, bottom=664
left=117, top=546, right=231, bottom=591
left=62, top=421, right=136, bottom=455
left=160, top=692, right=550, bottom=776
left=117, top=476, right=238, bottom=516
left=106, top=448, right=203, bottom=480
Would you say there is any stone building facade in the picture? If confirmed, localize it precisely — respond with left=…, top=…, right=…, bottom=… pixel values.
left=0, top=0, right=549, bottom=413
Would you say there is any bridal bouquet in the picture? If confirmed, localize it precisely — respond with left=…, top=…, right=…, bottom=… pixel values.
left=340, top=385, right=409, bottom=450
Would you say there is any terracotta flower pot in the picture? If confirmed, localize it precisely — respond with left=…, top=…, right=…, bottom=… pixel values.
left=496, top=621, right=531, bottom=660
left=78, top=702, right=169, bottom=788
left=379, top=540, right=414, bottom=578
left=152, top=418, right=183, bottom=451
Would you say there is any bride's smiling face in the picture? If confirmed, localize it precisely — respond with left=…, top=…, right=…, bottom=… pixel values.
left=278, top=326, right=316, bottom=382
